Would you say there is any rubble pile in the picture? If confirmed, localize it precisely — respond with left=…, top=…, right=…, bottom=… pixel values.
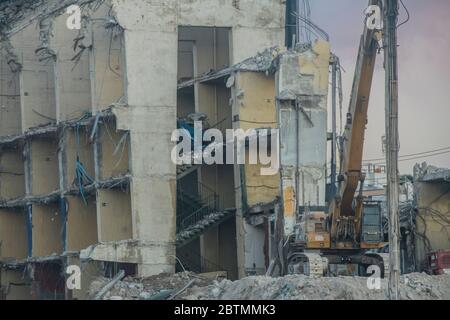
left=193, top=273, right=450, bottom=300
left=89, top=272, right=212, bottom=300
left=90, top=272, right=450, bottom=300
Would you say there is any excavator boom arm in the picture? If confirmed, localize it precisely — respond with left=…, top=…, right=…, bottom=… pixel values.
left=330, top=0, right=381, bottom=243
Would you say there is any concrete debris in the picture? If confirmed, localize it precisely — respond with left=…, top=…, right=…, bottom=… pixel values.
left=196, top=273, right=450, bottom=300
left=94, top=269, right=126, bottom=300
left=90, top=272, right=450, bottom=301
left=89, top=272, right=211, bottom=300
left=236, top=46, right=283, bottom=73
left=177, top=45, right=316, bottom=90
left=414, top=162, right=450, bottom=182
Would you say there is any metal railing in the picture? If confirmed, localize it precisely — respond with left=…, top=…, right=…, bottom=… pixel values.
left=177, top=182, right=221, bottom=231
left=178, top=194, right=220, bottom=231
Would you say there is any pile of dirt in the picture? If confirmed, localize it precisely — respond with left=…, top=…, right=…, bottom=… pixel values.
left=90, top=272, right=450, bottom=300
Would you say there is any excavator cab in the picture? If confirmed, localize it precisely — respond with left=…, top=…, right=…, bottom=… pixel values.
left=361, top=201, right=384, bottom=249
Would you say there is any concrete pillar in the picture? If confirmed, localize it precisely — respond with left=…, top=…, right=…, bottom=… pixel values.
left=112, top=0, right=178, bottom=276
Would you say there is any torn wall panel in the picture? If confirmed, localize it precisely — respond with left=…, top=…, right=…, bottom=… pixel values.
left=64, top=127, right=95, bottom=190
left=97, top=121, right=129, bottom=180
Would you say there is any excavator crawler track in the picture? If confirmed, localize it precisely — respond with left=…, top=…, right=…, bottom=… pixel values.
left=288, top=252, right=328, bottom=277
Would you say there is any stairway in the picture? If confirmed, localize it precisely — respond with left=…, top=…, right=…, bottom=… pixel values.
left=176, top=164, right=236, bottom=248
left=176, top=208, right=236, bottom=248
left=177, top=190, right=204, bottom=211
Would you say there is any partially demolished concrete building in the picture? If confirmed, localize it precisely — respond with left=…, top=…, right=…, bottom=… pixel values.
left=0, top=0, right=310, bottom=299
left=1, top=0, right=448, bottom=302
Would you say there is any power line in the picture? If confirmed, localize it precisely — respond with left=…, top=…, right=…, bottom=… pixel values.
left=366, top=149, right=450, bottom=165
left=397, top=0, right=411, bottom=29
left=397, top=150, right=450, bottom=163
left=363, top=146, right=450, bottom=163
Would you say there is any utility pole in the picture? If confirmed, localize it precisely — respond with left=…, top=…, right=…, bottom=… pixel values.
left=330, top=55, right=338, bottom=197
left=383, top=0, right=401, bottom=300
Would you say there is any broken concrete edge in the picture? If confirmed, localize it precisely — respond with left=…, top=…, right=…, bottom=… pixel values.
left=177, top=43, right=326, bottom=91
left=0, top=238, right=176, bottom=275
left=0, top=251, right=78, bottom=270
left=0, top=107, right=116, bottom=146
left=0, top=0, right=101, bottom=38
left=414, top=162, right=450, bottom=183
left=177, top=46, right=282, bottom=89
left=0, top=189, right=61, bottom=208
left=246, top=198, right=278, bottom=216
left=0, top=174, right=131, bottom=209
left=80, top=239, right=176, bottom=266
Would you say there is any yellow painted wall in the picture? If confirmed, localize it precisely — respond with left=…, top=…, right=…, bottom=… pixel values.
left=234, top=41, right=335, bottom=208
left=0, top=209, right=28, bottom=259
left=32, top=204, right=63, bottom=257
left=0, top=149, right=25, bottom=200
left=298, top=40, right=331, bottom=96
left=235, top=72, right=279, bottom=207
left=30, top=137, right=59, bottom=196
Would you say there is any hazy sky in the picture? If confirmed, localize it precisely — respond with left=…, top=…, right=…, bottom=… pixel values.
left=309, top=0, right=450, bottom=174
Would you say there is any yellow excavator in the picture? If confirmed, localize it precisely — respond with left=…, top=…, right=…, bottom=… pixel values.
left=281, top=0, right=392, bottom=277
